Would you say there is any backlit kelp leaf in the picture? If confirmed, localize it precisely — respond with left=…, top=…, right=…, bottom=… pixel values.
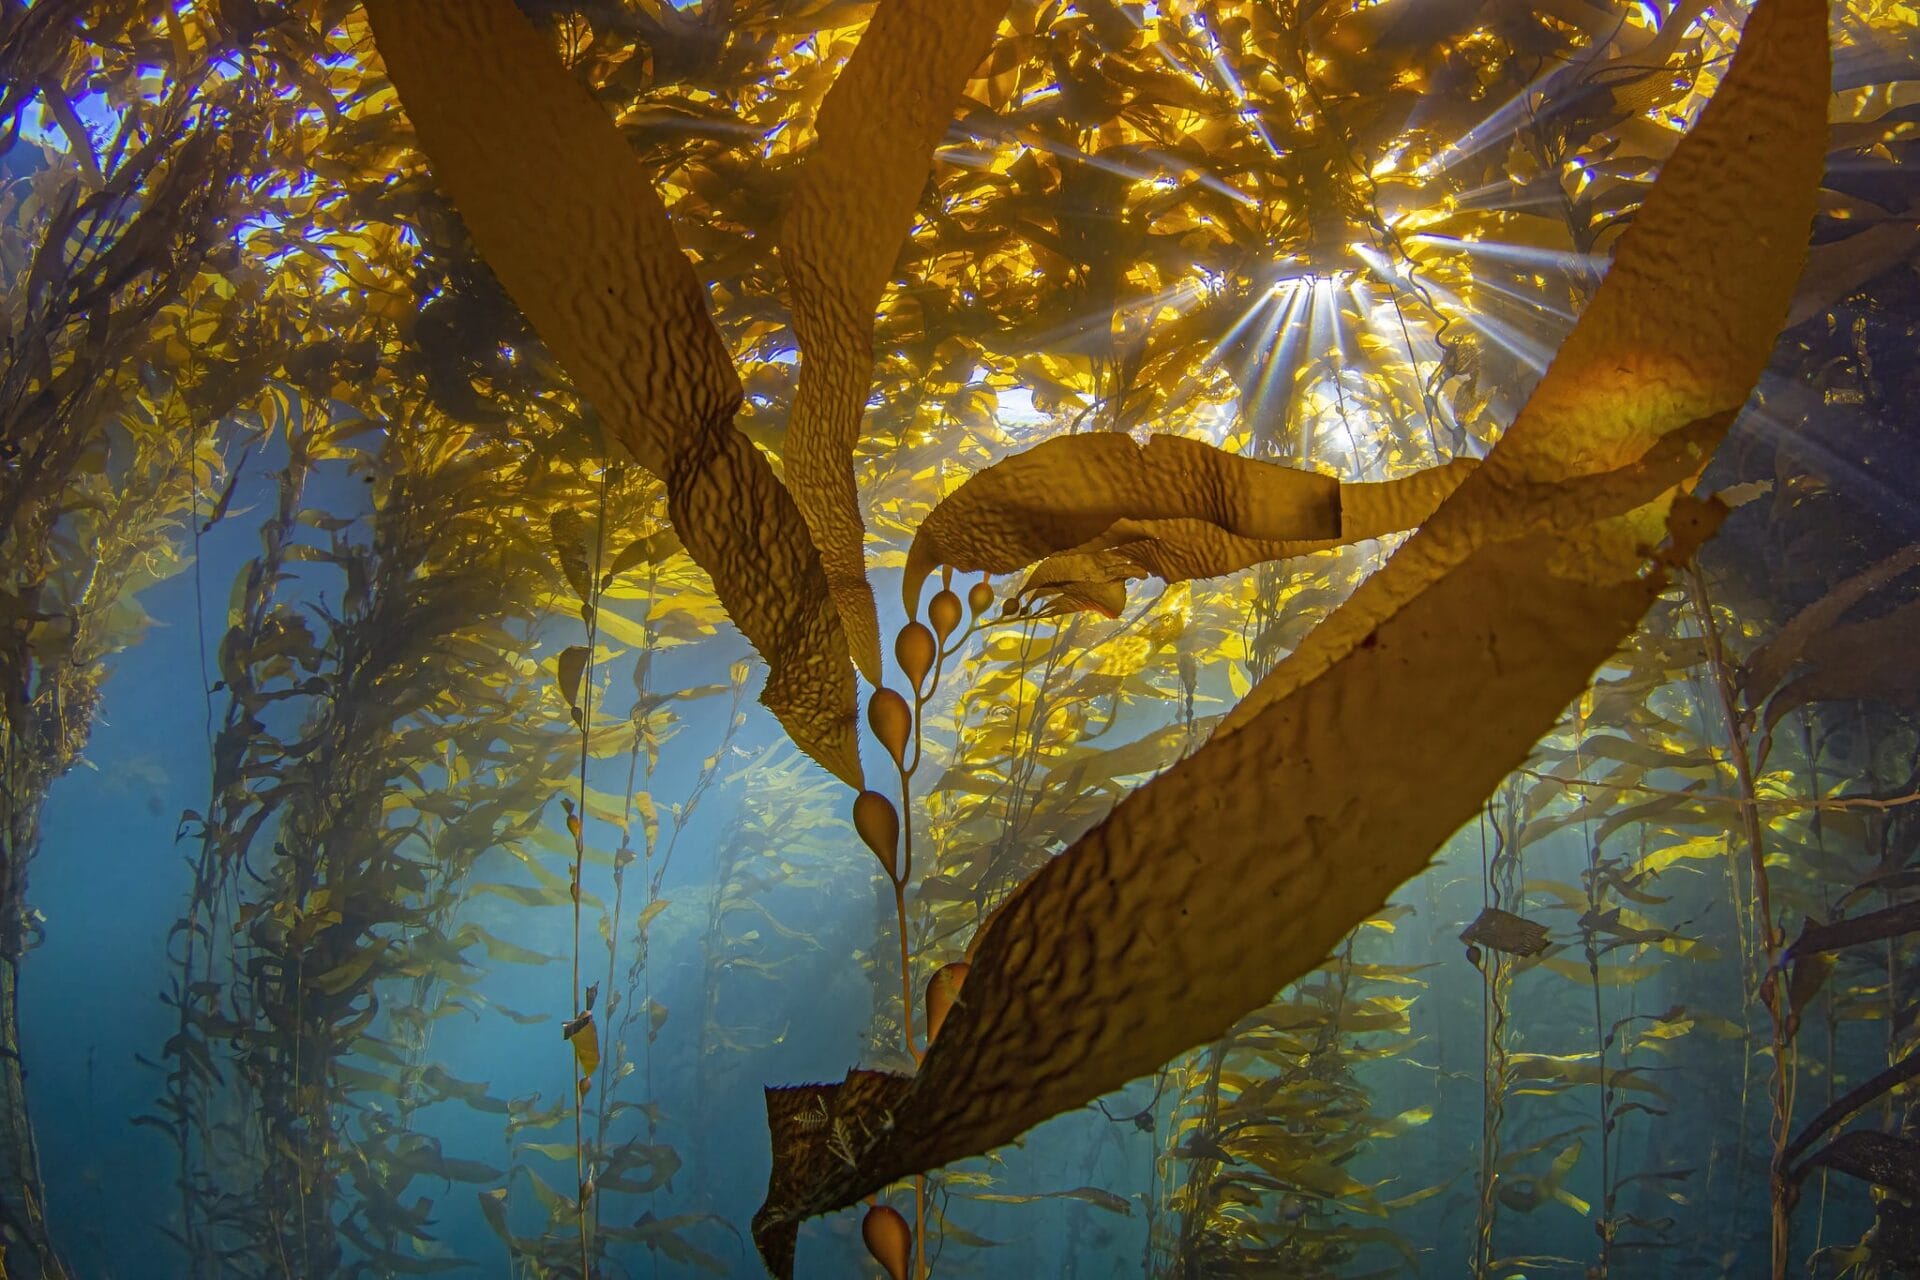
left=564, top=1011, right=600, bottom=1081
left=755, top=488, right=1722, bottom=1276
left=782, top=0, right=1012, bottom=681
left=752, top=0, right=1825, bottom=1269
left=902, top=432, right=1476, bottom=615
left=1220, top=0, right=1827, bottom=737
left=365, top=0, right=863, bottom=788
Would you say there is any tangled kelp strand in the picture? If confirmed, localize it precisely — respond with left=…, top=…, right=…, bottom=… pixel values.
left=365, top=0, right=864, bottom=787
left=782, top=0, right=1012, bottom=683
left=751, top=0, right=1826, bottom=1269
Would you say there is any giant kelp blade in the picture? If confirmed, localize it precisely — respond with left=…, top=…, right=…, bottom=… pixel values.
left=1220, top=0, right=1828, bottom=736
left=365, top=0, right=863, bottom=787
left=782, top=0, right=1011, bottom=681
left=902, top=432, right=1476, bottom=613
left=753, top=0, right=1826, bottom=1270
left=754, top=475, right=1721, bottom=1277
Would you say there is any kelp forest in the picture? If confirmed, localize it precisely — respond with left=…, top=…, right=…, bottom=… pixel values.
left=0, top=0, right=1916, bottom=1277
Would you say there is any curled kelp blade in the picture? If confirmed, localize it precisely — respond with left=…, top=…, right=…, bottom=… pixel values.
left=1219, top=0, right=1828, bottom=738
left=366, top=0, right=863, bottom=788
left=783, top=0, right=1012, bottom=682
left=1012, top=458, right=1475, bottom=614
left=755, top=474, right=1724, bottom=1278
left=903, top=432, right=1477, bottom=615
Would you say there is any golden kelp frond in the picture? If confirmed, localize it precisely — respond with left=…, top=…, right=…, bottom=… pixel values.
left=365, top=0, right=863, bottom=788
left=752, top=1, right=1825, bottom=1269
left=1220, top=0, right=1829, bottom=738
left=903, top=432, right=1475, bottom=616
left=783, top=0, right=1012, bottom=682
left=755, top=479, right=1725, bottom=1277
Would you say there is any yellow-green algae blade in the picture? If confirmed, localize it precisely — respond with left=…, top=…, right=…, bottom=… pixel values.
left=782, top=0, right=1012, bottom=680
left=365, top=0, right=864, bottom=788
left=752, top=0, right=1826, bottom=1270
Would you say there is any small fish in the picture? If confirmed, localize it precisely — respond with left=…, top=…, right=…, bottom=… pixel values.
left=1460, top=906, right=1551, bottom=957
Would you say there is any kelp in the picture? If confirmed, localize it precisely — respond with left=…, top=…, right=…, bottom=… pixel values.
left=1219, top=0, right=1826, bottom=739
left=750, top=0, right=1825, bottom=1269
left=0, top=7, right=288, bottom=1270
left=756, top=492, right=1721, bottom=1274
left=902, top=433, right=1477, bottom=615
left=365, top=0, right=865, bottom=788
left=782, top=0, right=1011, bottom=681
left=1161, top=924, right=1433, bottom=1276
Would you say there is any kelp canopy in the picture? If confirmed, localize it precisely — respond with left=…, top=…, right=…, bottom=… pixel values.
left=2, top=0, right=1918, bottom=1279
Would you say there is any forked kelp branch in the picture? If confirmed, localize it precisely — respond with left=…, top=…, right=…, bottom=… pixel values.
left=851, top=579, right=998, bottom=1277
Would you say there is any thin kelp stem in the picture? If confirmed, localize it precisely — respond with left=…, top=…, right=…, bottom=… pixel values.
left=1575, top=699, right=1614, bottom=1274
left=569, top=468, right=612, bottom=1278
left=1687, top=565, right=1794, bottom=1279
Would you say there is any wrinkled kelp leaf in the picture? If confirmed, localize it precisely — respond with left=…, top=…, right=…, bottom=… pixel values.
left=783, top=0, right=1011, bottom=681
left=903, top=432, right=1476, bottom=614
left=366, top=0, right=864, bottom=787
left=1784, top=900, right=1920, bottom=961
left=753, top=0, right=1825, bottom=1270
left=756, top=490, right=1722, bottom=1275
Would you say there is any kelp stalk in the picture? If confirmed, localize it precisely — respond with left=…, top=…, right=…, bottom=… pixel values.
left=1688, top=565, right=1796, bottom=1277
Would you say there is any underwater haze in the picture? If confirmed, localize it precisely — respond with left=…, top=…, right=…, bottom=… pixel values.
left=3, top=0, right=1919, bottom=1278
